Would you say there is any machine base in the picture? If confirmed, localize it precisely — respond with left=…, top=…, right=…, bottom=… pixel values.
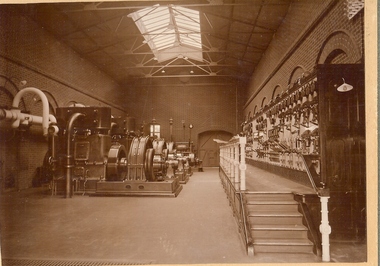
left=93, top=179, right=183, bottom=197
left=175, top=171, right=189, bottom=184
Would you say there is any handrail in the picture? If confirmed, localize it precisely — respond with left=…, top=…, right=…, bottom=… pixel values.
left=217, top=135, right=246, bottom=191
left=237, top=191, right=252, bottom=253
left=298, top=153, right=331, bottom=262
left=217, top=135, right=332, bottom=259
left=298, top=153, right=319, bottom=194
left=217, top=135, right=253, bottom=255
left=219, top=167, right=253, bottom=255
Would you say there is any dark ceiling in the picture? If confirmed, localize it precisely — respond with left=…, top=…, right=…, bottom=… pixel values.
left=18, top=0, right=291, bottom=86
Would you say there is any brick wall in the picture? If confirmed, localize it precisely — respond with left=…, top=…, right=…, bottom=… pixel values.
left=0, top=8, right=125, bottom=190
left=244, top=0, right=364, bottom=117
left=123, top=77, right=240, bottom=149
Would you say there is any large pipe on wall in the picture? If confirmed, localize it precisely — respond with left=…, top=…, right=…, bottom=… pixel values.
left=0, top=87, right=51, bottom=136
left=12, top=87, right=50, bottom=136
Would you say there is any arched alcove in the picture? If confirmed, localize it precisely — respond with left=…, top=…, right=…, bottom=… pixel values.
left=271, top=85, right=282, bottom=100
left=317, top=30, right=362, bottom=64
left=288, top=66, right=306, bottom=87
left=261, top=97, right=267, bottom=108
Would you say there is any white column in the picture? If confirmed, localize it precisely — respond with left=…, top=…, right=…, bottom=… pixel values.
left=229, top=145, right=233, bottom=179
left=234, top=143, right=240, bottom=190
left=239, top=136, right=247, bottom=191
left=319, top=196, right=331, bottom=262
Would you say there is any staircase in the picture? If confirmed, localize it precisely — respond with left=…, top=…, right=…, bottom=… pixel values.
left=245, top=192, right=315, bottom=254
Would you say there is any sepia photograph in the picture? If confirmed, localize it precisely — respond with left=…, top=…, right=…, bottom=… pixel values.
left=0, top=0, right=377, bottom=265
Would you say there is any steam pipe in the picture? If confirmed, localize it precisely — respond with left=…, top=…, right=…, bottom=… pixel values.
left=65, top=112, right=85, bottom=198
left=49, top=114, right=57, bottom=124
left=12, top=87, right=50, bottom=136
left=47, top=115, right=59, bottom=195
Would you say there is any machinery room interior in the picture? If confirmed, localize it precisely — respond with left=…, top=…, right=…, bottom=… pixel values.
left=0, top=0, right=376, bottom=265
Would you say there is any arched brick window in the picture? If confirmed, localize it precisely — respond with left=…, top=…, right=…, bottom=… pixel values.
left=271, top=85, right=281, bottom=100
left=317, top=30, right=362, bottom=64
left=288, top=66, right=306, bottom=87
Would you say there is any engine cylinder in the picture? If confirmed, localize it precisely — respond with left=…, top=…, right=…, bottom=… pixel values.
left=56, top=107, right=111, bottom=131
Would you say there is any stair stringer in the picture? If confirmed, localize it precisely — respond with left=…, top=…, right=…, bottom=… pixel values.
left=241, top=193, right=255, bottom=256
left=294, top=193, right=322, bottom=256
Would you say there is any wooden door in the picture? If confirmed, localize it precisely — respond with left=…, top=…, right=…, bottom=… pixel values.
left=198, top=131, right=233, bottom=167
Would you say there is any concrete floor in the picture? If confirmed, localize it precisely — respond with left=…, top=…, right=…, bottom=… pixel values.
left=0, top=167, right=367, bottom=265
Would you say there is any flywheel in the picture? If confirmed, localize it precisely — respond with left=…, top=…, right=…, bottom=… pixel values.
left=144, top=148, right=155, bottom=181
left=106, top=144, right=127, bottom=181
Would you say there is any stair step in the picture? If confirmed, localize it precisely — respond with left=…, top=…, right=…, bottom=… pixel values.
left=253, top=238, right=314, bottom=253
left=249, top=211, right=302, bottom=217
left=246, top=201, right=299, bottom=212
left=251, top=224, right=308, bottom=238
left=254, top=238, right=312, bottom=245
left=247, top=200, right=297, bottom=205
left=242, top=192, right=314, bottom=254
left=249, top=214, right=303, bottom=225
left=245, top=192, right=294, bottom=201
left=252, top=224, right=307, bottom=230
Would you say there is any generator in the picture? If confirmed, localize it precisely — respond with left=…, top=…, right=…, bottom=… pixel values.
left=49, top=106, right=182, bottom=197
left=173, top=142, right=195, bottom=183
left=152, top=138, right=168, bottom=180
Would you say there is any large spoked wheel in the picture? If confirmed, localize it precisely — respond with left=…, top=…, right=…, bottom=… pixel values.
left=107, top=144, right=128, bottom=181
left=144, top=148, right=155, bottom=181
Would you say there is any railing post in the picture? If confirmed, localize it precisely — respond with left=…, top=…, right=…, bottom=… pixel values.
left=234, top=143, right=240, bottom=190
left=229, top=145, right=234, bottom=181
left=239, top=136, right=247, bottom=191
left=222, top=147, right=226, bottom=171
left=319, top=190, right=331, bottom=262
left=223, top=147, right=227, bottom=172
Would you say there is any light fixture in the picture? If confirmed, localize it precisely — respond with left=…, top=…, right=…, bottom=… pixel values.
left=337, top=78, right=353, bottom=92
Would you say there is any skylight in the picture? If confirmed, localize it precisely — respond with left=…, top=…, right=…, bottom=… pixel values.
left=128, top=4, right=203, bottom=62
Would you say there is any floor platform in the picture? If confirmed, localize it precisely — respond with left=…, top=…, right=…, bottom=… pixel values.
left=0, top=167, right=367, bottom=264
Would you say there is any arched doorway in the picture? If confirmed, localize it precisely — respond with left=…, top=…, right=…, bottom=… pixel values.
left=197, top=130, right=233, bottom=167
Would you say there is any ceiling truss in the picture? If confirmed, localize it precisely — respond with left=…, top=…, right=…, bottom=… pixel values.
left=16, top=0, right=291, bottom=84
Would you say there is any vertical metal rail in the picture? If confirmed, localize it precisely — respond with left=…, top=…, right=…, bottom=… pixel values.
left=218, top=136, right=254, bottom=256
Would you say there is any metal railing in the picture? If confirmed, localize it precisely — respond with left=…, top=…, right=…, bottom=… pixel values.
left=217, top=136, right=254, bottom=255
left=217, top=136, right=331, bottom=260
left=299, top=153, right=331, bottom=262
left=219, top=168, right=254, bottom=256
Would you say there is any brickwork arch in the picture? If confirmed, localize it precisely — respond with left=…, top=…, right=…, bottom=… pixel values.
left=0, top=75, right=25, bottom=110
left=271, top=85, right=282, bottom=100
left=261, top=97, right=267, bottom=108
left=317, top=30, right=362, bottom=64
left=253, top=105, right=258, bottom=115
left=288, top=66, right=307, bottom=87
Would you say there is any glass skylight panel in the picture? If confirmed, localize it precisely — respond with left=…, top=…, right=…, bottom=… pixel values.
left=129, top=4, right=203, bottom=62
